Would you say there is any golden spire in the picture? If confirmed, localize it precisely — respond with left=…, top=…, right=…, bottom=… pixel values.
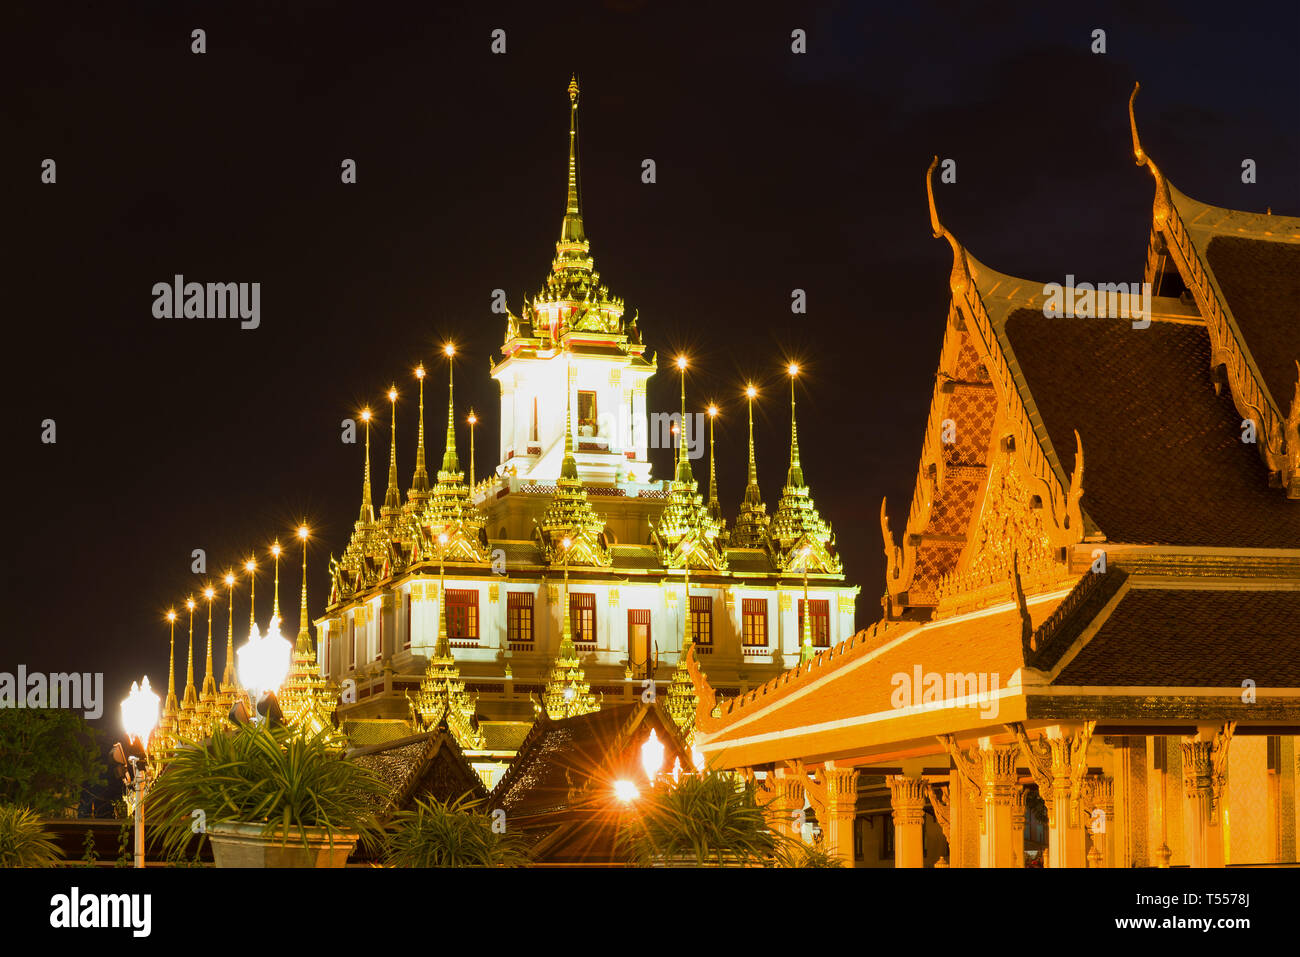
left=674, top=355, right=693, bottom=483
left=786, top=363, right=804, bottom=487
left=561, top=357, right=578, bottom=481
left=440, top=345, right=459, bottom=474
left=180, top=597, right=198, bottom=736
left=358, top=408, right=375, bottom=524
left=271, top=540, right=282, bottom=620
left=201, top=587, right=217, bottom=698
left=561, top=74, right=585, bottom=245
left=244, top=558, right=257, bottom=631
left=410, top=365, right=431, bottom=496
left=560, top=537, right=574, bottom=653
left=467, top=409, right=477, bottom=488
left=706, top=404, right=723, bottom=525
left=297, top=525, right=312, bottom=653
left=221, top=573, right=238, bottom=694
left=383, top=387, right=401, bottom=511
left=164, top=610, right=178, bottom=714
left=731, top=384, right=769, bottom=548
left=435, top=531, right=451, bottom=656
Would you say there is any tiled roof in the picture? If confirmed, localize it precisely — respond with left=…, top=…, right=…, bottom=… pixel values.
left=479, top=720, right=533, bottom=752
left=609, top=544, right=661, bottom=569
left=1053, top=589, right=1300, bottom=687
left=342, top=719, right=416, bottom=747
left=349, top=730, right=489, bottom=811
left=723, top=548, right=776, bottom=574
left=1206, top=236, right=1300, bottom=411
left=1004, top=308, right=1299, bottom=547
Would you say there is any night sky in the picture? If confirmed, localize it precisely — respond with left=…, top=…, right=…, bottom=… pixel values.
left=8, top=1, right=1297, bottom=732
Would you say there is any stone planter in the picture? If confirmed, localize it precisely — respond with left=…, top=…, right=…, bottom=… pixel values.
left=207, top=823, right=358, bottom=868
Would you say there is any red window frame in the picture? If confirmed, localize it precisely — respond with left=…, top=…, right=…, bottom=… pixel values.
left=446, top=589, right=479, bottom=644
left=742, top=598, right=767, bottom=646
left=507, top=592, right=535, bottom=649
left=570, top=592, right=596, bottom=645
left=797, top=598, right=831, bottom=648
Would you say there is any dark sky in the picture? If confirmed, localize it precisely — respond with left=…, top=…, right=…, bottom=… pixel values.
left=7, top=0, right=1297, bottom=732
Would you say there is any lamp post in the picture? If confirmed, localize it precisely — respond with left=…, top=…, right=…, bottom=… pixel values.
left=120, top=677, right=160, bottom=868
left=237, top=540, right=292, bottom=722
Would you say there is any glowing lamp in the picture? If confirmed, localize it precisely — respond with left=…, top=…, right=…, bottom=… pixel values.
left=388, top=388, right=397, bottom=402
left=745, top=385, right=757, bottom=399
left=438, top=532, right=448, bottom=546
left=121, top=678, right=160, bottom=746
left=415, top=364, right=425, bottom=379
left=298, top=525, right=309, bottom=541
left=675, top=355, right=687, bottom=370
left=691, top=747, right=705, bottom=771
left=613, top=780, right=639, bottom=803
left=562, top=537, right=572, bottom=550
left=186, top=598, right=195, bottom=612
left=707, top=404, right=718, bottom=418
left=224, top=573, right=235, bottom=587
left=238, top=617, right=292, bottom=706
left=444, top=343, right=455, bottom=357
left=640, top=728, right=665, bottom=782
left=467, top=412, right=477, bottom=425
left=271, top=542, right=281, bottom=558
left=788, top=363, right=799, bottom=377
left=244, top=559, right=256, bottom=573
left=360, top=408, right=371, bottom=423
left=166, top=610, right=176, bottom=623
left=203, top=587, right=214, bottom=600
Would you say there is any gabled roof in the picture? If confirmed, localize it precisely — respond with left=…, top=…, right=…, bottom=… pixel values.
left=348, top=726, right=489, bottom=815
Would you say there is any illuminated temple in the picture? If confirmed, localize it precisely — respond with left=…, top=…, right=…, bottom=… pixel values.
left=308, top=77, right=860, bottom=789
left=690, top=85, right=1300, bottom=867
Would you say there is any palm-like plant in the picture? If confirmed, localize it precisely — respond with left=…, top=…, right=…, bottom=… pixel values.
left=147, top=722, right=387, bottom=861
left=621, top=771, right=794, bottom=866
left=0, top=805, right=62, bottom=867
left=384, top=793, right=530, bottom=867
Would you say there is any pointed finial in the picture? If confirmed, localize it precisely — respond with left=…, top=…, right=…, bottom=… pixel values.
left=440, top=344, right=460, bottom=474
left=675, top=355, right=693, bottom=483
left=244, top=557, right=257, bottom=631
left=358, top=407, right=374, bottom=523
left=561, top=358, right=578, bottom=481
left=787, top=363, right=804, bottom=487
left=411, top=365, right=430, bottom=494
left=1126, top=82, right=1170, bottom=225
left=166, top=609, right=177, bottom=700
left=202, top=586, right=216, bottom=687
left=297, top=525, right=312, bottom=652
left=1128, top=82, right=1145, bottom=166
left=561, top=75, right=585, bottom=244
left=744, top=384, right=760, bottom=494
left=184, top=596, right=196, bottom=695
left=222, top=572, right=237, bottom=692
left=271, top=539, right=282, bottom=619
left=707, top=404, right=720, bottom=516
left=925, top=156, right=969, bottom=293
left=384, top=386, right=400, bottom=510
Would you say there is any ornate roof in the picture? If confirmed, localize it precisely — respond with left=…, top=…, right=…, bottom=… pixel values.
left=768, top=380, right=838, bottom=572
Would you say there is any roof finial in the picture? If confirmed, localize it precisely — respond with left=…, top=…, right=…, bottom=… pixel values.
left=440, top=345, right=459, bottom=474
left=926, top=156, right=970, bottom=293
left=561, top=356, right=579, bottom=481
left=411, top=364, right=430, bottom=494
left=1128, top=82, right=1146, bottom=166
left=384, top=386, right=400, bottom=510
left=675, top=356, right=693, bottom=483
left=561, top=75, right=585, bottom=244
left=358, top=408, right=374, bottom=523
left=786, top=363, right=804, bottom=487
left=706, top=404, right=720, bottom=519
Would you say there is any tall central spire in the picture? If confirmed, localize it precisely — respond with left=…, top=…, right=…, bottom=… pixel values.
left=441, top=347, right=459, bottom=474
left=787, top=365, right=805, bottom=487
left=561, top=357, right=578, bottom=481
left=731, top=384, right=769, bottom=549
left=675, top=357, right=693, bottom=483
left=560, top=74, right=585, bottom=245
left=358, top=409, right=374, bottom=524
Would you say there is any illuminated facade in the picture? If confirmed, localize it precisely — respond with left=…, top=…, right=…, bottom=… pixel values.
left=313, top=78, right=860, bottom=772
left=691, top=86, right=1300, bottom=868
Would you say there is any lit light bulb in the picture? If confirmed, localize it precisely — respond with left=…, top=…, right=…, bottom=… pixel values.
left=788, top=363, right=799, bottom=377
left=166, top=610, right=176, bottom=623
left=707, top=404, right=718, bottom=418
left=271, top=543, right=281, bottom=557
left=640, top=728, right=665, bottom=782
left=444, top=343, right=455, bottom=357
left=245, top=559, right=257, bottom=573
left=186, top=598, right=195, bottom=612
left=360, top=408, right=371, bottom=423
left=676, top=355, right=687, bottom=371
left=467, top=412, right=477, bottom=425
left=745, top=385, right=757, bottom=399
left=613, top=780, right=639, bottom=803
left=415, top=364, right=425, bottom=379
left=438, top=533, right=448, bottom=545
left=562, top=537, right=572, bottom=550
left=298, top=525, right=309, bottom=540
left=224, top=573, right=235, bottom=587
left=203, top=587, right=214, bottom=601
left=388, top=388, right=397, bottom=402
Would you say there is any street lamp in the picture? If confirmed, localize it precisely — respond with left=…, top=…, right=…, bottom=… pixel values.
left=640, top=727, right=665, bottom=783
left=237, top=541, right=292, bottom=722
left=120, top=677, right=159, bottom=868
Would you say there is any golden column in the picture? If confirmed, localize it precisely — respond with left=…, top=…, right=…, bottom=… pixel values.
left=977, top=743, right=1021, bottom=868
left=887, top=775, right=928, bottom=868
left=219, top=571, right=239, bottom=713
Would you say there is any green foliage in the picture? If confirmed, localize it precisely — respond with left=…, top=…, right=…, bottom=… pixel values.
left=620, top=771, right=793, bottom=866
left=116, top=816, right=131, bottom=867
left=146, top=722, right=387, bottom=861
left=0, top=805, right=63, bottom=867
left=775, top=840, right=845, bottom=868
left=0, top=709, right=103, bottom=815
left=79, top=827, right=99, bottom=867
left=384, top=792, right=531, bottom=868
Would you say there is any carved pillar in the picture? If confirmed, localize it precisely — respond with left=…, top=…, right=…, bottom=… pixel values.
left=768, top=767, right=805, bottom=844
left=1010, top=784, right=1026, bottom=868
left=1182, top=739, right=1216, bottom=868
left=1014, top=722, right=1093, bottom=868
left=887, top=775, right=928, bottom=868
left=803, top=762, right=859, bottom=867
left=927, top=782, right=951, bottom=865
left=1087, top=775, right=1115, bottom=868
left=1113, top=736, right=1146, bottom=868
left=976, top=744, right=1020, bottom=868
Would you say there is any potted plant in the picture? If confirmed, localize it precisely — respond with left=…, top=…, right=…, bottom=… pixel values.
left=384, top=792, right=530, bottom=867
left=620, top=771, right=796, bottom=867
left=0, top=805, right=62, bottom=867
left=148, top=722, right=385, bottom=868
